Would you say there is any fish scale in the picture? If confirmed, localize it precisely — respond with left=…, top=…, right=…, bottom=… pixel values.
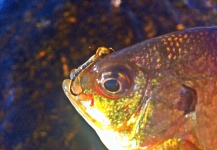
left=63, top=26, right=217, bottom=150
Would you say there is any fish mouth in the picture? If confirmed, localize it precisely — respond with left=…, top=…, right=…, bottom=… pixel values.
left=62, top=79, right=86, bottom=113
left=62, top=79, right=111, bottom=131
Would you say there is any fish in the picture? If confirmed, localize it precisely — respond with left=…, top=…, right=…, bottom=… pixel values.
left=62, top=26, right=217, bottom=150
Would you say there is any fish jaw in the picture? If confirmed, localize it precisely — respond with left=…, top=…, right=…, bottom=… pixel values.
left=62, top=79, right=141, bottom=149
left=62, top=79, right=111, bottom=131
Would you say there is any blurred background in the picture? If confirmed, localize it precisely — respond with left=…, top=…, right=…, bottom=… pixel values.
left=0, top=0, right=217, bottom=149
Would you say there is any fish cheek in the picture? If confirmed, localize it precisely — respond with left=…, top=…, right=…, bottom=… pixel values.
left=176, top=84, right=197, bottom=114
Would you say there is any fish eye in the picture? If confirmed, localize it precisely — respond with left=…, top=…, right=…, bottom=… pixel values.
left=96, top=65, right=133, bottom=99
left=104, top=79, right=120, bottom=93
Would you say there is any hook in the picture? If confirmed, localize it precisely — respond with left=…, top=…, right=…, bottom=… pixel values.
left=69, top=46, right=114, bottom=96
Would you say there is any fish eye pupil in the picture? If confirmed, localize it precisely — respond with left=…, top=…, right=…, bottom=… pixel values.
left=104, top=79, right=120, bottom=92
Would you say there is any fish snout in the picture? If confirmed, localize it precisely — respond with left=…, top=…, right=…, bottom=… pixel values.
left=63, top=77, right=94, bottom=106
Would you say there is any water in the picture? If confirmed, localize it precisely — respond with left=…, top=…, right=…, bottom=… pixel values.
left=0, top=0, right=3, bottom=10
left=0, top=0, right=216, bottom=149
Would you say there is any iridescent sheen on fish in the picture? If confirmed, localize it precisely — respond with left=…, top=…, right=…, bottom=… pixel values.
left=63, top=27, right=217, bottom=150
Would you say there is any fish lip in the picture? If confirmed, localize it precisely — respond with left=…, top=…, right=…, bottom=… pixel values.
left=62, top=79, right=104, bottom=131
left=62, top=79, right=91, bottom=121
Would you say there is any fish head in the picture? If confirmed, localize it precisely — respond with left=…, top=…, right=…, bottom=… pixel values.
left=63, top=26, right=217, bottom=149
left=62, top=47, right=197, bottom=149
left=62, top=52, right=138, bottom=128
